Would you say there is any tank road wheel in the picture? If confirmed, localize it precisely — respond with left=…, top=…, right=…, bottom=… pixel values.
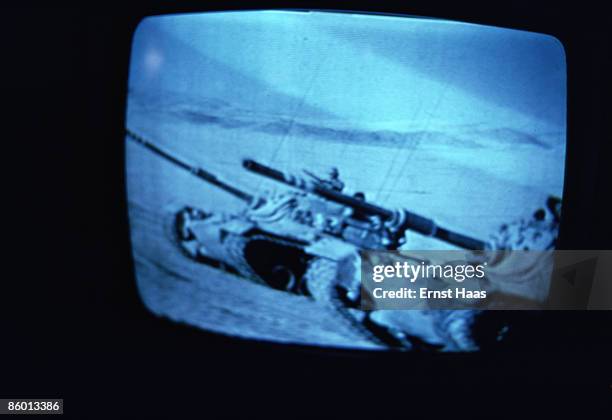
left=242, top=238, right=310, bottom=294
left=269, top=266, right=297, bottom=293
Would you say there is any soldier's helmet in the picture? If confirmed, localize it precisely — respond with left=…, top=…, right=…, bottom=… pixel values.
left=547, top=196, right=562, bottom=222
left=328, top=167, right=340, bottom=180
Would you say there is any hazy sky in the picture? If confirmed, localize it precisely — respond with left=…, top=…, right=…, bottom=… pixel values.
left=129, top=10, right=566, bottom=134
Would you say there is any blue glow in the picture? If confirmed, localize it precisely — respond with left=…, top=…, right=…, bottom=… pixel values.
left=126, top=11, right=566, bottom=351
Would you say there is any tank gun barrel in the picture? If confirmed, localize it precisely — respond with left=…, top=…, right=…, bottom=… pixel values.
left=243, top=159, right=486, bottom=250
left=126, top=129, right=253, bottom=203
left=243, top=159, right=394, bottom=216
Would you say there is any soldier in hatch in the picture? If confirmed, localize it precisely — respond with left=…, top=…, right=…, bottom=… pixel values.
left=490, top=195, right=561, bottom=251
left=304, top=167, right=345, bottom=192
left=325, top=167, right=345, bottom=192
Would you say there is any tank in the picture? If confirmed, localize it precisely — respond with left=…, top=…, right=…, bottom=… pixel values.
left=126, top=129, right=561, bottom=351
left=127, top=129, right=486, bottom=290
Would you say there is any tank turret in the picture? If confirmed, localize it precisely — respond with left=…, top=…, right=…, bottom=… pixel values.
left=243, top=159, right=487, bottom=250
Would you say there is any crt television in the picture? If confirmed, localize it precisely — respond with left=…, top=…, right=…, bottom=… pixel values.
left=125, top=10, right=572, bottom=352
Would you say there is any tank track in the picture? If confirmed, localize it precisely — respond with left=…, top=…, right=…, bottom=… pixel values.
left=167, top=206, right=403, bottom=348
left=303, top=257, right=398, bottom=348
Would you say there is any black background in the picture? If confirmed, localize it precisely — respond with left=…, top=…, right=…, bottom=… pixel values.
left=2, top=1, right=611, bottom=417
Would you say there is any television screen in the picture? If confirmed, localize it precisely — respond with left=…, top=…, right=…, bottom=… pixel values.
left=125, top=10, right=566, bottom=351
